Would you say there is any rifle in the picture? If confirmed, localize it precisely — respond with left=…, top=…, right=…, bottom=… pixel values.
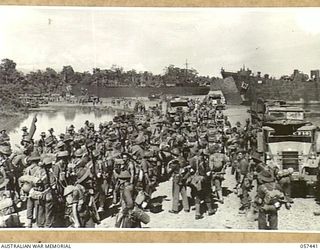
left=43, top=164, right=58, bottom=202
left=86, top=144, right=97, bottom=181
left=123, top=152, right=141, bottom=165
left=195, top=120, right=200, bottom=148
left=160, top=149, right=179, bottom=158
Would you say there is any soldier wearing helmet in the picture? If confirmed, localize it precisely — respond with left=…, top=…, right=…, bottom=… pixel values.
left=275, top=167, right=294, bottom=204
left=188, top=146, right=216, bottom=220
left=254, top=169, right=289, bottom=230
left=209, top=145, right=229, bottom=204
left=167, top=148, right=190, bottom=214
left=48, top=128, right=58, bottom=146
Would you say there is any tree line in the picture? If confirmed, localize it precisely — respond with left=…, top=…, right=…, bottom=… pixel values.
left=0, top=58, right=217, bottom=95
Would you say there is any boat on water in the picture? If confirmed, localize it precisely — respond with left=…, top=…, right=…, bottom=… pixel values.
left=221, top=66, right=320, bottom=104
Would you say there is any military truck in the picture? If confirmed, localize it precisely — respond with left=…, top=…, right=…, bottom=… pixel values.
left=203, top=90, right=226, bottom=110
left=250, top=98, right=304, bottom=126
left=257, top=119, right=320, bottom=196
left=168, top=97, right=190, bottom=113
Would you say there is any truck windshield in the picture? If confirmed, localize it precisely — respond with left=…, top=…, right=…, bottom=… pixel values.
left=268, top=112, right=286, bottom=119
left=268, top=111, right=304, bottom=120
left=268, top=136, right=312, bottom=143
left=209, top=95, right=221, bottom=100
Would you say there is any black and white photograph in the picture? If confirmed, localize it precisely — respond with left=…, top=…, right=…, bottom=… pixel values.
left=0, top=6, right=320, bottom=231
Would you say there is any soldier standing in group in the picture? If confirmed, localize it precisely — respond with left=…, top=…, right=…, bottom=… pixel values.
left=235, top=121, right=244, bottom=134
left=168, top=148, right=190, bottom=214
left=0, top=145, right=14, bottom=188
left=48, top=128, right=58, bottom=146
left=55, top=141, right=66, bottom=153
left=58, top=133, right=65, bottom=143
left=131, top=137, right=146, bottom=161
left=23, top=151, right=42, bottom=228
left=275, top=167, right=294, bottom=204
left=189, top=147, right=215, bottom=219
left=141, top=151, right=158, bottom=197
left=31, top=157, right=56, bottom=228
left=121, top=153, right=135, bottom=187
left=67, top=125, right=75, bottom=137
left=254, top=169, right=290, bottom=230
left=0, top=130, right=10, bottom=145
left=52, top=150, right=69, bottom=226
left=21, top=126, right=29, bottom=140
left=93, top=150, right=109, bottom=212
left=209, top=145, right=229, bottom=204
left=113, top=152, right=136, bottom=206
left=115, top=170, right=135, bottom=228
left=63, top=135, right=74, bottom=157
left=53, top=151, right=69, bottom=194
left=236, top=150, right=252, bottom=213
left=87, top=123, right=95, bottom=139
left=84, top=120, right=90, bottom=133
left=73, top=148, right=90, bottom=171
left=20, top=137, right=33, bottom=156
left=0, top=167, right=22, bottom=228
left=64, top=166, right=97, bottom=228
left=37, top=132, right=46, bottom=154
left=44, top=137, right=55, bottom=154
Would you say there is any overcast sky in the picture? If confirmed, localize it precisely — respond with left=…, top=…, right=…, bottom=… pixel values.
left=0, top=7, right=320, bottom=78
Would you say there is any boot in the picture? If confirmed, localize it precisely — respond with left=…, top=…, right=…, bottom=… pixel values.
left=238, top=206, right=249, bottom=215
left=314, top=211, right=320, bottom=216
left=195, top=214, right=204, bottom=220
left=217, top=190, right=224, bottom=204
left=206, top=201, right=216, bottom=216
left=26, top=219, right=33, bottom=228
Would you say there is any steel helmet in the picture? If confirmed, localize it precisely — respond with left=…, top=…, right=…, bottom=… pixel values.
left=172, top=148, right=180, bottom=155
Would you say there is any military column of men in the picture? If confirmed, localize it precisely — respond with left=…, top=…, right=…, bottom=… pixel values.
left=0, top=97, right=293, bottom=229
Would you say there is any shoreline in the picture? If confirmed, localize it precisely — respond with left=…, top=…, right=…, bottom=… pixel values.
left=0, top=112, right=27, bottom=133
left=30, top=102, right=135, bottom=113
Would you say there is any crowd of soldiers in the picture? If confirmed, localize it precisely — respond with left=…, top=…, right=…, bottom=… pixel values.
left=0, top=97, right=293, bottom=229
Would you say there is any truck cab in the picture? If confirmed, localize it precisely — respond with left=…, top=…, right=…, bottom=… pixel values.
left=168, top=97, right=190, bottom=112
left=251, top=98, right=304, bottom=126
left=205, top=90, right=226, bottom=109
left=257, top=120, right=320, bottom=196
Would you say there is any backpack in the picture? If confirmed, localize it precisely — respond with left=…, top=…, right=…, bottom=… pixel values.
left=72, top=184, right=86, bottom=213
left=261, top=184, right=284, bottom=206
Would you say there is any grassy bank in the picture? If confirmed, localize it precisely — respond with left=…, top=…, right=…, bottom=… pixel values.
left=0, top=85, right=29, bottom=131
left=0, top=111, right=26, bottom=132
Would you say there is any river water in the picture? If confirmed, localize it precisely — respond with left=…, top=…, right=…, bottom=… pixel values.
left=8, top=107, right=115, bottom=150
left=7, top=97, right=167, bottom=150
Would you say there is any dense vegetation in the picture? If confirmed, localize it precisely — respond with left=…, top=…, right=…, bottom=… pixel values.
left=0, top=58, right=217, bottom=110
left=0, top=58, right=217, bottom=89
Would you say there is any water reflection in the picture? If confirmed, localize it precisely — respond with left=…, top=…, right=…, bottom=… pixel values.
left=63, top=109, right=76, bottom=121
left=8, top=107, right=115, bottom=150
left=10, top=117, right=28, bottom=135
